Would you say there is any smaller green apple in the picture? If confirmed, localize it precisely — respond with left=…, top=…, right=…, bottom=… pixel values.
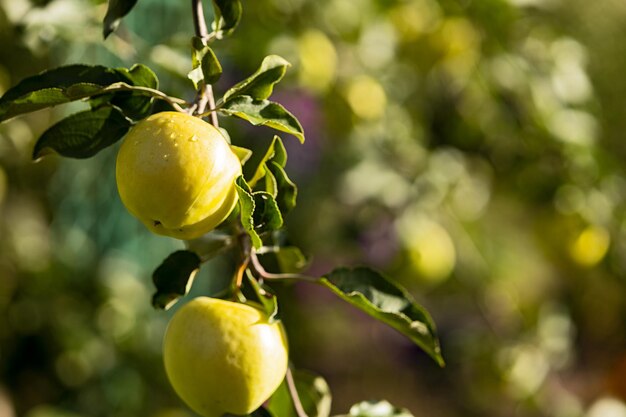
left=163, top=297, right=289, bottom=417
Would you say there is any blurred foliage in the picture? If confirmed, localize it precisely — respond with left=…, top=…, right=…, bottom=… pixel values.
left=2, top=0, right=626, bottom=416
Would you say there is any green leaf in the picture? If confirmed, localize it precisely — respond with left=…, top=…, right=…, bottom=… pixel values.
left=334, top=401, right=415, bottom=417
left=189, top=37, right=223, bottom=88
left=235, top=176, right=262, bottom=249
left=201, top=46, right=222, bottom=85
left=211, top=0, right=243, bottom=38
left=244, top=270, right=279, bottom=322
left=32, top=106, right=131, bottom=160
left=252, top=192, right=283, bottom=231
left=103, top=0, right=139, bottom=39
left=320, top=267, right=444, bottom=366
left=268, top=369, right=331, bottom=417
left=263, top=169, right=278, bottom=196
left=223, top=55, right=291, bottom=102
left=0, top=65, right=127, bottom=122
left=231, top=145, right=253, bottom=165
left=270, top=135, right=287, bottom=167
left=246, top=137, right=296, bottom=213
left=151, top=250, right=201, bottom=310
left=220, top=96, right=304, bottom=143
left=112, top=64, right=159, bottom=120
left=267, top=161, right=297, bottom=214
left=249, top=135, right=287, bottom=186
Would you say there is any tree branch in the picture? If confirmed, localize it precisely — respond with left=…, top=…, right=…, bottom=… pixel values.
left=191, top=0, right=220, bottom=127
left=101, top=82, right=188, bottom=112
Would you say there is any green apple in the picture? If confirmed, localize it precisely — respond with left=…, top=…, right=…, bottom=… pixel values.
left=163, top=297, right=289, bottom=417
left=116, top=112, right=241, bottom=240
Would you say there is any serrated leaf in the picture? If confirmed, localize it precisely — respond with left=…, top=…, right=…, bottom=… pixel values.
left=334, top=400, right=414, bottom=417
left=271, top=136, right=287, bottom=167
left=201, top=46, right=222, bottom=85
left=267, top=161, right=297, bottom=214
left=235, top=176, right=262, bottom=249
left=33, top=106, right=131, bottom=160
left=112, top=64, right=159, bottom=120
left=0, top=65, right=127, bottom=122
left=0, top=64, right=160, bottom=123
left=268, top=369, right=331, bottom=417
left=103, top=0, right=139, bottom=39
left=320, top=267, right=444, bottom=366
left=231, top=145, right=253, bottom=165
left=189, top=37, right=223, bottom=88
left=245, top=270, right=279, bottom=322
left=249, top=135, right=287, bottom=186
left=151, top=250, right=201, bottom=310
left=212, top=0, right=243, bottom=38
left=223, top=55, right=291, bottom=102
left=263, top=168, right=278, bottom=196
left=253, top=192, right=283, bottom=231
left=220, top=96, right=305, bottom=143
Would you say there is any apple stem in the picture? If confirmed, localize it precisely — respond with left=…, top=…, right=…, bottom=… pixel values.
left=191, top=0, right=219, bottom=128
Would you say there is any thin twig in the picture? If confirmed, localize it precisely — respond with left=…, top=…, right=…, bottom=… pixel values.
left=196, top=103, right=222, bottom=119
left=286, top=367, right=309, bottom=417
left=101, top=82, right=189, bottom=112
left=249, top=250, right=318, bottom=282
left=205, top=84, right=219, bottom=127
left=191, top=0, right=220, bottom=128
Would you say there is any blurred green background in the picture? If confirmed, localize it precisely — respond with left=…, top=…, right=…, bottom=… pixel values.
left=2, top=0, right=626, bottom=416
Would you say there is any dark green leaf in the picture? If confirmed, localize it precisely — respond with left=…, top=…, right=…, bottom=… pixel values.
left=249, top=136, right=287, bottom=186
left=263, top=168, right=278, bottom=196
left=112, top=64, right=158, bottom=120
left=235, top=176, right=262, bottom=249
left=267, top=161, right=297, bottom=214
left=252, top=192, right=283, bottom=231
left=320, top=267, right=444, bottom=366
left=211, top=0, right=243, bottom=38
left=32, top=106, right=131, bottom=160
left=201, top=46, right=222, bottom=85
left=334, top=400, right=415, bottom=417
left=231, top=145, right=253, bottom=165
left=223, top=55, right=291, bottom=102
left=151, top=250, right=201, bottom=310
left=220, top=96, right=304, bottom=142
left=0, top=65, right=126, bottom=122
left=268, top=369, right=331, bottom=417
left=245, top=270, right=279, bottom=322
left=103, top=0, right=139, bottom=39
left=189, top=37, right=223, bottom=88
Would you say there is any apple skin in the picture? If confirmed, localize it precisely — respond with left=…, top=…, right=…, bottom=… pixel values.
left=163, top=297, right=289, bottom=417
left=116, top=112, right=241, bottom=240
